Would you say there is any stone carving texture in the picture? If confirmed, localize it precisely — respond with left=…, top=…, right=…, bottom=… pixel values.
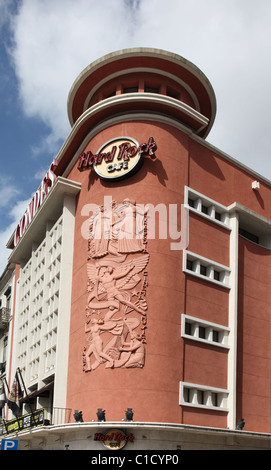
left=83, top=199, right=149, bottom=371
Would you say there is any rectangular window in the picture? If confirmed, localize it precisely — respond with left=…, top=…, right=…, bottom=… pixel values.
left=239, top=227, right=259, bottom=244
left=185, top=322, right=192, bottom=335
left=181, top=314, right=230, bottom=349
left=198, top=326, right=206, bottom=339
left=212, top=330, right=219, bottom=343
left=180, top=382, right=229, bottom=411
left=186, top=259, right=193, bottom=271
left=183, top=250, right=230, bottom=289
left=184, top=186, right=230, bottom=228
left=188, top=198, right=195, bottom=208
left=123, top=87, right=138, bottom=93
left=200, top=265, right=207, bottom=276
left=144, top=86, right=159, bottom=93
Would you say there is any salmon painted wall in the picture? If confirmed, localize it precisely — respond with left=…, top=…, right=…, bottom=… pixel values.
left=65, top=120, right=190, bottom=423
left=237, top=236, right=271, bottom=432
left=189, top=139, right=271, bottom=217
left=64, top=114, right=271, bottom=429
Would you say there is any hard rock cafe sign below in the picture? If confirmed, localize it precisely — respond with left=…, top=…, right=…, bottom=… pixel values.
left=94, top=429, right=134, bottom=450
left=77, top=136, right=157, bottom=180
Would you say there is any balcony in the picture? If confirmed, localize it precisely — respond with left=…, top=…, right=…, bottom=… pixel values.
left=0, top=307, right=10, bottom=329
left=0, top=407, right=72, bottom=436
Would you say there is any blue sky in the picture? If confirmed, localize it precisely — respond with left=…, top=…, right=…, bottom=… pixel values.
left=1, top=0, right=271, bottom=274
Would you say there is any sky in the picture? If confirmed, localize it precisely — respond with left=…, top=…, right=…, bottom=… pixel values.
left=0, top=0, right=271, bottom=274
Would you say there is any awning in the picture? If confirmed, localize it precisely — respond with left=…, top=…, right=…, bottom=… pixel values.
left=20, top=382, right=54, bottom=403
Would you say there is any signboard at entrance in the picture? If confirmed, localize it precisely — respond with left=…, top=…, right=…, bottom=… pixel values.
left=77, top=136, right=157, bottom=180
left=0, top=409, right=45, bottom=436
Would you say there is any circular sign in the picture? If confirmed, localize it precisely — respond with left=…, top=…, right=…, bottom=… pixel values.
left=101, top=429, right=134, bottom=450
left=94, top=137, right=141, bottom=180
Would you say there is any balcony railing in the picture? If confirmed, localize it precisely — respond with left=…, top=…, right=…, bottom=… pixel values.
left=0, top=407, right=73, bottom=436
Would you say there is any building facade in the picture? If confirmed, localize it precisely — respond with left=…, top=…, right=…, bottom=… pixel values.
left=1, top=48, right=271, bottom=450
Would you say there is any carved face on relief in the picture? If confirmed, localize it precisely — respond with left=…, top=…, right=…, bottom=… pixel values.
left=83, top=199, right=149, bottom=372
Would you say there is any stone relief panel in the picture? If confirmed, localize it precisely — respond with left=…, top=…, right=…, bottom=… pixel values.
left=83, top=199, right=149, bottom=372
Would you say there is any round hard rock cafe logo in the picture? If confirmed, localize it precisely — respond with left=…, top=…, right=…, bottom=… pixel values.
left=94, top=429, right=134, bottom=449
left=77, top=136, right=157, bottom=180
left=94, top=137, right=141, bottom=180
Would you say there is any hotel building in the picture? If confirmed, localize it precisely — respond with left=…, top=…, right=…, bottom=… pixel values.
left=1, top=48, right=271, bottom=450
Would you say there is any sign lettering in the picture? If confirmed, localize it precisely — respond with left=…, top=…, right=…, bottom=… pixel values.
left=94, top=429, right=134, bottom=449
left=12, top=159, right=58, bottom=248
left=77, top=136, right=157, bottom=180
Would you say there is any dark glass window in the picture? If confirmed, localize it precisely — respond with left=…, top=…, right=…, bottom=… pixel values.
left=186, top=259, right=193, bottom=271
left=239, top=227, right=259, bottom=244
left=185, top=322, right=192, bottom=335
left=200, top=265, right=207, bottom=276
left=212, top=330, right=219, bottom=342
left=199, top=326, right=206, bottom=339
left=123, top=87, right=138, bottom=93
left=144, top=86, right=159, bottom=93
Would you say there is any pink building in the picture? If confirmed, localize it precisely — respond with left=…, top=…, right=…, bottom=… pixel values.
left=1, top=48, right=271, bottom=450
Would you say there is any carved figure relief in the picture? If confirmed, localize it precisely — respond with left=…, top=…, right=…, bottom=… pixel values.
left=83, top=199, right=149, bottom=371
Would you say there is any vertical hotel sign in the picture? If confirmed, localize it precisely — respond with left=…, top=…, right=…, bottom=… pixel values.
left=11, top=159, right=58, bottom=248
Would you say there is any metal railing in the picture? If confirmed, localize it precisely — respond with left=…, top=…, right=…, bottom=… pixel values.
left=0, top=407, right=73, bottom=435
left=51, top=407, right=72, bottom=425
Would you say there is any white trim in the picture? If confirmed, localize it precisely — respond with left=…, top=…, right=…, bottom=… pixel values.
left=78, top=92, right=209, bottom=130
left=82, top=67, right=201, bottom=113
left=67, top=47, right=216, bottom=127
left=227, top=211, right=239, bottom=429
left=181, top=313, right=230, bottom=349
left=53, top=195, right=76, bottom=410
left=8, top=178, right=81, bottom=265
left=179, top=381, right=229, bottom=412
left=183, top=250, right=231, bottom=289
left=185, top=186, right=230, bottom=229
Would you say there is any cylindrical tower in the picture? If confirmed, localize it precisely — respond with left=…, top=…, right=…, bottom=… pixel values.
left=64, top=48, right=217, bottom=424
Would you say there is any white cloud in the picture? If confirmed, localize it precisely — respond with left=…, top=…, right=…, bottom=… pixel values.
left=9, top=0, right=140, bottom=153
left=8, top=0, right=271, bottom=178
left=0, top=176, right=20, bottom=208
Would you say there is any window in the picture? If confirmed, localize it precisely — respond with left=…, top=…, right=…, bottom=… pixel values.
left=123, top=87, right=138, bottom=93
left=183, top=251, right=231, bottom=288
left=201, top=205, right=208, bottom=215
left=239, top=227, right=259, bottom=244
left=166, top=87, right=180, bottom=100
left=144, top=86, right=159, bottom=93
left=197, top=390, right=204, bottom=405
left=185, top=186, right=230, bottom=228
left=186, top=259, right=193, bottom=271
left=200, top=265, right=207, bottom=276
left=106, top=91, right=116, bottom=98
left=185, top=322, right=192, bottom=336
left=198, top=326, right=206, bottom=339
left=188, top=198, right=195, bottom=208
left=179, top=382, right=229, bottom=411
left=212, top=330, right=219, bottom=343
left=181, top=314, right=230, bottom=349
